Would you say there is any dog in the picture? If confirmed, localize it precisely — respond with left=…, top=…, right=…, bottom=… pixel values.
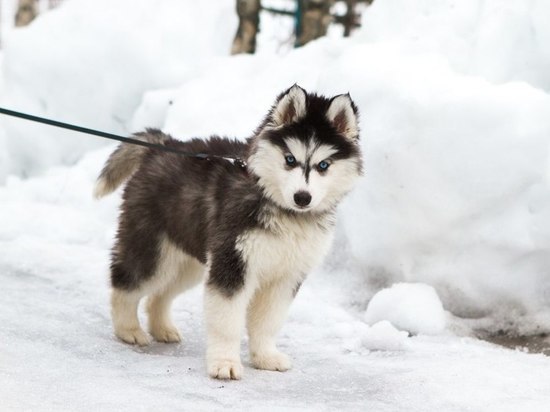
left=94, top=85, right=363, bottom=380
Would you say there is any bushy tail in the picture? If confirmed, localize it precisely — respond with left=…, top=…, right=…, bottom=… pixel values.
left=93, top=129, right=169, bottom=198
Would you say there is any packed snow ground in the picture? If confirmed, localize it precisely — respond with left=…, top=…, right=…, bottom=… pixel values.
left=1, top=0, right=550, bottom=410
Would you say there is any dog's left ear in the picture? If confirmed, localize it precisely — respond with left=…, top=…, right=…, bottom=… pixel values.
left=270, top=84, right=308, bottom=127
left=326, top=94, right=359, bottom=140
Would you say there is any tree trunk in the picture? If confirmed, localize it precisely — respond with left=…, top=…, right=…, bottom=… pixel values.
left=342, top=0, right=357, bottom=37
left=15, top=0, right=38, bottom=27
left=49, top=0, right=64, bottom=9
left=295, top=0, right=335, bottom=47
left=231, top=0, right=261, bottom=55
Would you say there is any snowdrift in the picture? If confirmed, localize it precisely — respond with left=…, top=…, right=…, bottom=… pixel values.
left=0, top=0, right=236, bottom=179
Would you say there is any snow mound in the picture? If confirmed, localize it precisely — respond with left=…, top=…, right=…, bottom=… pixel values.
left=365, top=283, right=447, bottom=335
left=0, top=0, right=236, bottom=181
left=362, top=320, right=409, bottom=351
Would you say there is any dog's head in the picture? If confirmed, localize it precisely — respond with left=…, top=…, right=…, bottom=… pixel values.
left=249, top=85, right=363, bottom=213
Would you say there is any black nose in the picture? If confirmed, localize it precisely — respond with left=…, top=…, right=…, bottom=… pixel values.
left=294, top=191, right=312, bottom=207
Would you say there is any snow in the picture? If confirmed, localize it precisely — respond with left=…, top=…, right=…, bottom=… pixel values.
left=364, top=283, right=447, bottom=335
left=358, top=0, right=550, bottom=92
left=362, top=321, right=409, bottom=351
left=0, top=0, right=236, bottom=179
left=2, top=0, right=550, bottom=409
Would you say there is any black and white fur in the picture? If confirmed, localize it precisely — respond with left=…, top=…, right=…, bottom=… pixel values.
left=94, top=85, right=363, bottom=380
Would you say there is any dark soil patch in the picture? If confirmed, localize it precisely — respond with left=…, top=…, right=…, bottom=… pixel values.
left=479, top=332, right=550, bottom=356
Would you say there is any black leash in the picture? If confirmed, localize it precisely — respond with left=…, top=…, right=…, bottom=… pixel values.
left=0, top=107, right=247, bottom=169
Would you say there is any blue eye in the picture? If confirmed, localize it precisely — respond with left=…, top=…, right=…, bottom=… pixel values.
left=318, top=160, right=330, bottom=171
left=285, top=154, right=296, bottom=166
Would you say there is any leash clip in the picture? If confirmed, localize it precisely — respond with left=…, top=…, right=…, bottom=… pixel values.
left=232, top=158, right=248, bottom=170
left=220, top=156, right=247, bottom=170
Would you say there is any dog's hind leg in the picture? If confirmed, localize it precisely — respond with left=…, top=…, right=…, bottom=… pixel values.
left=111, top=288, right=151, bottom=346
left=147, top=256, right=205, bottom=343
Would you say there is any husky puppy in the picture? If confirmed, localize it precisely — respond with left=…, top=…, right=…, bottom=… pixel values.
left=94, top=85, right=362, bottom=380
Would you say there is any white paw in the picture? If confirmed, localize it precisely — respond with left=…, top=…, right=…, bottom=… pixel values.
left=251, top=351, right=292, bottom=372
left=208, top=358, right=243, bottom=380
left=115, top=327, right=151, bottom=346
left=150, top=324, right=182, bottom=343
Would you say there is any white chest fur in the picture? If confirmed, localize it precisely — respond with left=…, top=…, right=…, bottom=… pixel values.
left=235, top=213, right=335, bottom=286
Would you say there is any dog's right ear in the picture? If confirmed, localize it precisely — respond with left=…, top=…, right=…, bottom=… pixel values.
left=269, top=84, right=307, bottom=127
left=326, top=93, right=359, bottom=141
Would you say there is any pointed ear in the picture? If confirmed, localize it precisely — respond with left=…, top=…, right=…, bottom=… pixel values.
left=270, top=84, right=307, bottom=127
left=326, top=94, right=359, bottom=140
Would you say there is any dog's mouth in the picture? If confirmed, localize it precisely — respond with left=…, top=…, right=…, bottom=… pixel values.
left=292, top=204, right=312, bottom=212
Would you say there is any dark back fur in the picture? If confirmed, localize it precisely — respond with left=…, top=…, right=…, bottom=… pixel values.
left=112, top=135, right=261, bottom=293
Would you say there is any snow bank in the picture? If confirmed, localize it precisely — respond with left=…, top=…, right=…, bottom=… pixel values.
left=365, top=283, right=447, bottom=335
left=359, top=0, right=550, bottom=92
left=338, top=49, right=550, bottom=331
left=0, top=0, right=236, bottom=181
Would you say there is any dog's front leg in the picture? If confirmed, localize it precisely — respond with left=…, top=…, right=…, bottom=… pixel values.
left=204, top=281, right=254, bottom=380
left=247, top=278, right=298, bottom=372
